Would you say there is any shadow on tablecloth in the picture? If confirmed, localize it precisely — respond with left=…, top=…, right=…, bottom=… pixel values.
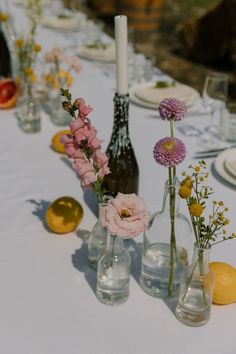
left=71, top=230, right=97, bottom=295
left=27, top=199, right=51, bottom=231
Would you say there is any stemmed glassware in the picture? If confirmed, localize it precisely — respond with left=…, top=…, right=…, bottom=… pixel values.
left=202, top=72, right=228, bottom=138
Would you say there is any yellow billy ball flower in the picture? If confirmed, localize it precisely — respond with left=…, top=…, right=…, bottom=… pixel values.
left=195, top=166, right=200, bottom=172
left=25, top=67, right=33, bottom=76
left=34, top=43, right=42, bottom=52
left=189, top=203, right=204, bottom=217
left=0, top=13, right=9, bottom=22
left=15, top=38, right=24, bottom=48
left=181, top=177, right=193, bottom=189
left=179, top=185, right=191, bottom=199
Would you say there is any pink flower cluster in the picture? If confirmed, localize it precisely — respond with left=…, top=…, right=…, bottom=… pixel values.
left=44, top=47, right=82, bottom=74
left=61, top=98, right=110, bottom=190
left=102, top=193, right=150, bottom=238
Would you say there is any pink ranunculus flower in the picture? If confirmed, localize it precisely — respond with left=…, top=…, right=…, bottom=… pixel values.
left=73, top=98, right=93, bottom=120
left=64, top=55, right=82, bottom=74
left=102, top=193, right=150, bottom=238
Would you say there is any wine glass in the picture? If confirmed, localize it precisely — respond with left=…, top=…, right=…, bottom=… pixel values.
left=202, top=72, right=228, bottom=137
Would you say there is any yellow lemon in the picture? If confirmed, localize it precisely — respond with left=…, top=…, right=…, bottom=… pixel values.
left=209, top=262, right=236, bottom=305
left=45, top=196, right=83, bottom=234
left=51, top=130, right=71, bottom=154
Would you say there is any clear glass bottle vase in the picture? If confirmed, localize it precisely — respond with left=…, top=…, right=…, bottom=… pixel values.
left=96, top=233, right=131, bottom=306
left=87, top=201, right=108, bottom=270
left=140, top=178, right=192, bottom=298
left=16, top=80, right=41, bottom=133
left=175, top=244, right=214, bottom=327
left=102, top=93, right=139, bottom=196
left=49, top=76, right=72, bottom=126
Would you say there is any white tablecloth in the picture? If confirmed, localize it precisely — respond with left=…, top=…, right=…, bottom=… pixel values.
left=0, top=4, right=236, bottom=354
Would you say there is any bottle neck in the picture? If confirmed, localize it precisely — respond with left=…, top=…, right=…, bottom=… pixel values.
left=112, top=93, right=130, bottom=137
left=161, top=179, right=180, bottom=213
left=191, top=243, right=211, bottom=273
left=105, top=234, right=124, bottom=254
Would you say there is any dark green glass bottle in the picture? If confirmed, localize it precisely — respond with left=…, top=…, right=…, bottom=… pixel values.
left=0, top=21, right=12, bottom=78
left=103, top=93, right=139, bottom=196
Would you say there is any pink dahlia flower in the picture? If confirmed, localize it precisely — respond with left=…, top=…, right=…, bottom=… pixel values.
left=102, top=193, right=150, bottom=238
left=153, top=137, right=186, bottom=167
left=159, top=98, right=187, bottom=121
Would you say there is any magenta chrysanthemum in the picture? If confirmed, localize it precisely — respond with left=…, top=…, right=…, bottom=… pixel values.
left=158, top=98, right=187, bottom=121
left=153, top=137, right=186, bottom=167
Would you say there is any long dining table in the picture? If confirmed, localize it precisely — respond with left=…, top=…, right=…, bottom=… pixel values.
left=0, top=3, right=236, bottom=354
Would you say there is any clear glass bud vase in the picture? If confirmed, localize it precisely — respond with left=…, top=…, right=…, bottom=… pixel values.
left=47, top=75, right=72, bottom=126
left=96, top=234, right=131, bottom=306
left=140, top=178, right=192, bottom=298
left=16, top=80, right=41, bottom=133
left=88, top=202, right=108, bottom=270
left=175, top=244, right=214, bottom=327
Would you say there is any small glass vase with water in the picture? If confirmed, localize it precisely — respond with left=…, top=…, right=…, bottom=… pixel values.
left=96, top=233, right=131, bottom=306
left=140, top=178, right=192, bottom=298
left=175, top=244, right=214, bottom=326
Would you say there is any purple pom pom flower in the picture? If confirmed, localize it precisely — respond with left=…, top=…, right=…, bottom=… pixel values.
left=159, top=98, right=187, bottom=121
left=153, top=137, right=186, bottom=167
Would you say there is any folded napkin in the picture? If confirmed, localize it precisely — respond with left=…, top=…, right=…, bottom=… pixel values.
left=134, top=82, right=199, bottom=107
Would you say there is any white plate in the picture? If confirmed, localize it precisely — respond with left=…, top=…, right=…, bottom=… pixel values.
left=14, top=0, right=49, bottom=6
left=129, top=81, right=200, bottom=110
left=76, top=44, right=115, bottom=63
left=224, top=154, right=236, bottom=178
left=214, top=148, right=236, bottom=186
left=41, top=15, right=85, bottom=31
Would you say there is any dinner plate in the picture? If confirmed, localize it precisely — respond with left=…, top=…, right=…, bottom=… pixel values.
left=214, top=148, right=236, bottom=186
left=14, top=0, right=50, bottom=5
left=129, top=81, right=200, bottom=109
left=224, top=154, right=236, bottom=178
left=76, top=43, right=115, bottom=63
left=41, top=14, right=85, bottom=31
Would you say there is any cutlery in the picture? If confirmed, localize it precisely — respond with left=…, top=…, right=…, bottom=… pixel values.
left=194, top=144, right=236, bottom=159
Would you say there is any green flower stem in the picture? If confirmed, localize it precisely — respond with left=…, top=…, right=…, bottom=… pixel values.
left=168, top=166, right=177, bottom=296
left=198, top=249, right=208, bottom=305
left=170, top=119, right=174, bottom=138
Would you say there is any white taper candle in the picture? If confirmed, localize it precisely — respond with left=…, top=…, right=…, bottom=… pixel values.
left=115, top=15, right=128, bottom=95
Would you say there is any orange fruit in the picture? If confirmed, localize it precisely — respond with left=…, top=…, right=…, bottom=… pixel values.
left=51, top=129, right=71, bottom=154
left=45, top=196, right=83, bottom=234
left=0, top=78, right=19, bottom=109
left=209, top=262, right=236, bottom=305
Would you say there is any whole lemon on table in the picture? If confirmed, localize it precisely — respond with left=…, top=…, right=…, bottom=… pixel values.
left=209, top=262, right=236, bottom=305
left=51, top=130, right=71, bottom=154
left=45, top=196, right=83, bottom=234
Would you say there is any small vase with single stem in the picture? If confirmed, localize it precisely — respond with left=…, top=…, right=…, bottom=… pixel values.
left=175, top=243, right=214, bottom=327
